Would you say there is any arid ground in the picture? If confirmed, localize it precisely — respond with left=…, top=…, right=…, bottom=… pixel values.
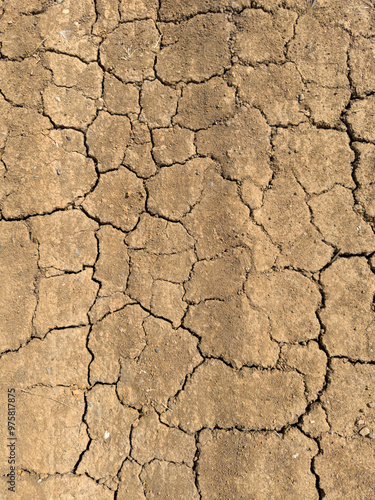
left=0, top=0, right=375, bottom=498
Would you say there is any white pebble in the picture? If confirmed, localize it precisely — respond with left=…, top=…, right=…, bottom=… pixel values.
left=59, top=29, right=72, bottom=39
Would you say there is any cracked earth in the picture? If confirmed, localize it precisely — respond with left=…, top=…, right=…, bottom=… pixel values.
left=0, top=0, right=375, bottom=498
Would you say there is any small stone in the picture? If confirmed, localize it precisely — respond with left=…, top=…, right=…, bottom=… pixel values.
left=58, top=29, right=72, bottom=40
left=359, top=427, right=370, bottom=437
left=56, top=169, right=62, bottom=175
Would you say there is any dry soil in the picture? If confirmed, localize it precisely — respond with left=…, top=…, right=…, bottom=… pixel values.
left=0, top=0, right=375, bottom=499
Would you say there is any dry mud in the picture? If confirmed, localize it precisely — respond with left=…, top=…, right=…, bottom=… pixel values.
left=0, top=0, right=374, bottom=498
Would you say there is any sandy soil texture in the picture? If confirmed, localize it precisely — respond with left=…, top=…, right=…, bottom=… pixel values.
left=0, top=0, right=375, bottom=498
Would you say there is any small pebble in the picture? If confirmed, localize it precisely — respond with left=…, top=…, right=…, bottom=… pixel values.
left=208, top=181, right=213, bottom=187
left=55, top=96, right=61, bottom=102
left=359, top=427, right=370, bottom=437
left=155, top=348, right=159, bottom=353
left=56, top=0, right=63, bottom=3
left=56, top=169, right=62, bottom=175
left=66, top=135, right=71, bottom=141
left=59, top=29, right=72, bottom=39
left=62, top=8, right=70, bottom=14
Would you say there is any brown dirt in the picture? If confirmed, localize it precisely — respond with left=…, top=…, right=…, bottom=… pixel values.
left=0, top=0, right=374, bottom=498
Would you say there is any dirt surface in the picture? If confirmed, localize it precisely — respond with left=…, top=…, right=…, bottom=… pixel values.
left=0, top=0, right=374, bottom=498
